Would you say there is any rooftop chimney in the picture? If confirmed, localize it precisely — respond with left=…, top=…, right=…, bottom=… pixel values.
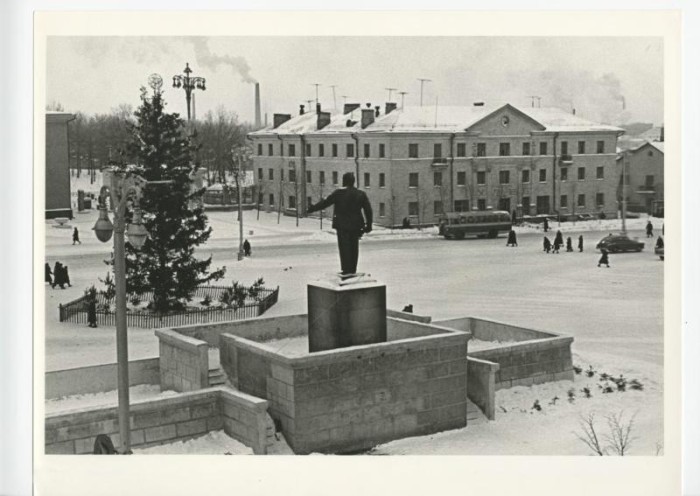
left=361, top=108, right=375, bottom=129
left=473, top=102, right=485, bottom=107
left=273, top=113, right=292, bottom=129
left=374, top=106, right=381, bottom=117
left=343, top=103, right=361, bottom=114
left=254, top=83, right=261, bottom=128
left=660, top=126, right=664, bottom=142
left=299, top=104, right=305, bottom=115
left=385, top=102, right=397, bottom=114
left=317, top=111, right=331, bottom=130
left=316, top=103, right=322, bottom=114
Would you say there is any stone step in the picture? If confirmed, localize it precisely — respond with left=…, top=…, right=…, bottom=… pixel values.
left=208, top=368, right=226, bottom=386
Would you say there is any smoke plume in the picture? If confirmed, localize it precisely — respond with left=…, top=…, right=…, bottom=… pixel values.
left=189, top=38, right=256, bottom=84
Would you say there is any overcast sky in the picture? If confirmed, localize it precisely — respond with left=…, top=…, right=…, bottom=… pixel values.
left=46, top=36, right=663, bottom=126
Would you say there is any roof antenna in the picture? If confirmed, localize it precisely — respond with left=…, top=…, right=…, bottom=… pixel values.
left=385, top=87, right=397, bottom=102
left=399, top=91, right=408, bottom=109
left=434, top=96, right=439, bottom=127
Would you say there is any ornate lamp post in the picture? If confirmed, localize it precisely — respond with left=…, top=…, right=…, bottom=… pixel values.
left=230, top=148, right=245, bottom=261
left=172, top=63, right=206, bottom=121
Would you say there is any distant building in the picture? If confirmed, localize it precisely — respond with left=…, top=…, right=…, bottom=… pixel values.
left=248, top=103, right=624, bottom=227
left=618, top=141, right=664, bottom=216
left=45, top=112, right=75, bottom=219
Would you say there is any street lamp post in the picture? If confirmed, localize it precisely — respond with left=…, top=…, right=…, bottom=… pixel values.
left=231, top=150, right=245, bottom=261
left=172, top=63, right=206, bottom=121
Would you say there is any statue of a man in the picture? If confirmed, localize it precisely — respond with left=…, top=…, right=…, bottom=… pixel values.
left=307, top=172, right=373, bottom=277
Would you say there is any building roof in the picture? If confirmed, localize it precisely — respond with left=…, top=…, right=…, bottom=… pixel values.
left=632, top=140, right=665, bottom=154
left=250, top=103, right=623, bottom=137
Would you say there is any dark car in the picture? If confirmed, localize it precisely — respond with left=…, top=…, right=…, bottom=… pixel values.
left=595, top=234, right=644, bottom=253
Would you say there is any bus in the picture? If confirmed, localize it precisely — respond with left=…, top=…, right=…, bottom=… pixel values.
left=438, top=210, right=512, bottom=239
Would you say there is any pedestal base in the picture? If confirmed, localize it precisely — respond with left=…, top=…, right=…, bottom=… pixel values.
left=307, top=278, right=387, bottom=352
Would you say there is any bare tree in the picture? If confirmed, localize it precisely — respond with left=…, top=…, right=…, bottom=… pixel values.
left=574, top=412, right=606, bottom=456
left=604, top=410, right=638, bottom=456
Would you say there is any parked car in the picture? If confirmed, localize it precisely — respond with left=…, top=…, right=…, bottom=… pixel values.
left=595, top=234, right=644, bottom=253
left=655, top=236, right=664, bottom=260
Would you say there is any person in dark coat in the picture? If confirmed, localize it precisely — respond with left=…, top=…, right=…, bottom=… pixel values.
left=598, top=248, right=610, bottom=268
left=62, top=265, right=72, bottom=287
left=87, top=298, right=98, bottom=328
left=578, top=235, right=584, bottom=252
left=72, top=227, right=81, bottom=245
left=646, top=220, right=654, bottom=238
left=506, top=229, right=518, bottom=247
left=243, top=239, right=251, bottom=257
left=402, top=217, right=411, bottom=229
left=93, top=434, right=117, bottom=454
left=543, top=236, right=552, bottom=253
left=656, top=236, right=664, bottom=249
left=52, top=262, right=64, bottom=289
left=566, top=237, right=573, bottom=252
left=554, top=230, right=564, bottom=247
left=552, top=238, right=561, bottom=253
left=307, top=172, right=373, bottom=277
left=543, top=217, right=549, bottom=232
left=45, top=263, right=53, bottom=285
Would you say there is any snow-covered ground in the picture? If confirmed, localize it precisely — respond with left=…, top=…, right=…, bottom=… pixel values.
left=134, top=430, right=253, bottom=455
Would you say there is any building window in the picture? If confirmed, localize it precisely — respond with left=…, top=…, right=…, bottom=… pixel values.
left=379, top=203, right=386, bottom=217
left=364, top=172, right=370, bottom=187
left=281, top=169, right=285, bottom=181
left=409, top=172, right=419, bottom=188
left=269, top=194, right=274, bottom=206
left=539, top=169, right=547, bottom=182
left=408, top=202, right=419, bottom=216
left=577, top=194, right=586, bottom=207
left=457, top=143, right=466, bottom=157
left=522, top=169, right=530, bottom=183
left=476, top=143, right=486, bottom=157
left=332, top=144, right=338, bottom=157
left=363, top=143, right=370, bottom=158
left=560, top=195, right=568, bottom=208
left=477, top=171, right=486, bottom=185
left=596, top=193, right=604, bottom=207
left=522, top=197, right=531, bottom=215
left=434, top=201, right=443, bottom=215
left=596, top=167, right=604, bottom=179
left=578, top=141, right=586, bottom=154
left=596, top=140, right=605, bottom=154
left=539, top=142, right=548, bottom=155
left=645, top=174, right=655, bottom=187
left=379, top=173, right=385, bottom=188
left=289, top=168, right=296, bottom=183
left=434, top=143, right=443, bottom=158
left=454, top=200, right=469, bottom=212
left=258, top=168, right=263, bottom=180
left=332, top=171, right=338, bottom=185
left=379, top=143, right=386, bottom=158
left=409, top=143, right=419, bottom=158
left=319, top=171, right=325, bottom=184
left=561, top=167, right=568, bottom=181
left=288, top=144, right=296, bottom=157
left=499, top=170, right=510, bottom=184
left=319, top=144, right=325, bottom=157
left=578, top=167, right=586, bottom=180
left=257, top=144, right=263, bottom=155
left=268, top=143, right=274, bottom=156
left=561, top=141, right=568, bottom=156
left=433, top=171, right=443, bottom=187
left=457, top=171, right=466, bottom=186
left=289, top=196, right=296, bottom=209
left=305, top=143, right=311, bottom=156
left=306, top=170, right=312, bottom=183
left=477, top=199, right=487, bottom=211
left=522, top=142, right=531, bottom=156
left=346, top=143, right=355, bottom=158
left=499, top=143, right=511, bottom=156
left=268, top=168, right=274, bottom=181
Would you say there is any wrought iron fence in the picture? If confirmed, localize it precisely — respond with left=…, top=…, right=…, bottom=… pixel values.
left=58, top=285, right=279, bottom=329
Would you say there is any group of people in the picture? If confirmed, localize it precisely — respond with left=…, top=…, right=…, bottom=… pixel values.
left=45, top=261, right=71, bottom=289
left=542, top=230, right=584, bottom=255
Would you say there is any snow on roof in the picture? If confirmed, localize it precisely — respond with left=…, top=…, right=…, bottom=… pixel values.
left=250, top=104, right=623, bottom=137
left=649, top=141, right=665, bottom=154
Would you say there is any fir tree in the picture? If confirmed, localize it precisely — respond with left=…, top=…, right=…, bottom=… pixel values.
left=108, top=87, right=225, bottom=313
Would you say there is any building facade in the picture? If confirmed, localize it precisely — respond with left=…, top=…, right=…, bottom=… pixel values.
left=46, top=112, right=75, bottom=219
left=619, top=141, right=664, bottom=216
left=249, top=103, right=624, bottom=227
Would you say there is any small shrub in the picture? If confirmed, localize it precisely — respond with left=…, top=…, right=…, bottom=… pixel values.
left=613, top=375, right=627, bottom=392
left=585, top=365, right=596, bottom=378
left=629, top=379, right=644, bottom=391
left=129, top=295, right=141, bottom=307
left=567, top=388, right=576, bottom=403
left=548, top=396, right=560, bottom=406
left=573, top=365, right=583, bottom=375
left=532, top=400, right=542, bottom=411
left=581, top=387, right=592, bottom=398
left=600, top=382, right=615, bottom=394
left=599, top=372, right=611, bottom=381
left=201, top=294, right=212, bottom=307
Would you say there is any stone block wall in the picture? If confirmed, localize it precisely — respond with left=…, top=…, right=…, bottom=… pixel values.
left=155, top=329, right=209, bottom=392
left=467, top=357, right=499, bottom=420
left=386, top=308, right=432, bottom=324
left=176, top=314, right=308, bottom=347
left=45, top=387, right=273, bottom=455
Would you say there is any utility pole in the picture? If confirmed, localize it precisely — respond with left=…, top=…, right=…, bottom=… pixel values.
left=341, top=95, right=349, bottom=106
left=399, top=91, right=408, bottom=109
left=385, top=87, right=397, bottom=102
left=312, top=83, right=321, bottom=108
left=417, top=78, right=431, bottom=107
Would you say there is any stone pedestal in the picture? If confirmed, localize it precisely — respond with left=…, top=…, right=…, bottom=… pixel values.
left=307, top=279, right=387, bottom=352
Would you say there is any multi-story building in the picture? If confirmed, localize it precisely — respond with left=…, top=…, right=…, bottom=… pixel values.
left=618, top=140, right=664, bottom=216
left=248, top=102, right=624, bottom=227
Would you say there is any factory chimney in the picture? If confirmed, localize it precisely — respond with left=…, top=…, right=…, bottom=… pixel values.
left=254, top=83, right=262, bottom=128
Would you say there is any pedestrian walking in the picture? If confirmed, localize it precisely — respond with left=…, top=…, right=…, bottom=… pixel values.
left=72, top=227, right=81, bottom=245
left=45, top=263, right=53, bottom=286
left=598, top=248, right=610, bottom=268
left=52, top=262, right=63, bottom=289
left=552, top=239, right=561, bottom=253
left=543, top=218, right=549, bottom=233
left=554, top=230, right=564, bottom=247
left=506, top=229, right=518, bottom=247
left=63, top=265, right=72, bottom=287
left=578, top=235, right=584, bottom=252
left=87, top=297, right=98, bottom=328
left=646, top=220, right=654, bottom=238
left=566, top=237, right=573, bottom=252
left=543, top=236, right=552, bottom=254
left=243, top=239, right=251, bottom=257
